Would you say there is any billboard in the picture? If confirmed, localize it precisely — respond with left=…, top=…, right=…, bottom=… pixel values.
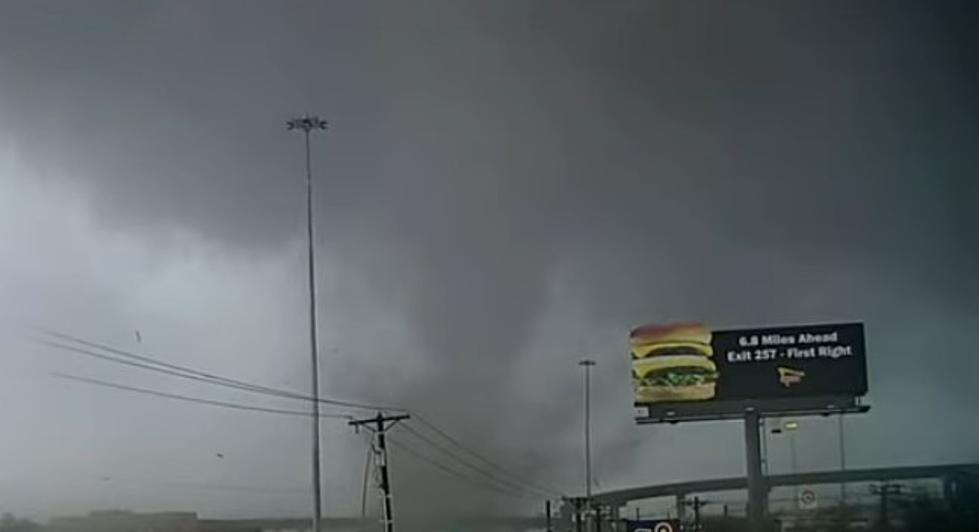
left=631, top=322, right=866, bottom=406
left=625, top=520, right=680, bottom=532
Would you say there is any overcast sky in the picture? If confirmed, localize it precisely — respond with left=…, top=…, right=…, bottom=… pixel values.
left=1, top=0, right=977, bottom=528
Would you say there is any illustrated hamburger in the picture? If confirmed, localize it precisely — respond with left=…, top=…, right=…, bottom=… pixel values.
left=631, top=323, right=718, bottom=403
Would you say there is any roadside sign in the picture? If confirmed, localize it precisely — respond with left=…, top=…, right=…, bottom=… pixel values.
left=799, top=488, right=818, bottom=510
left=626, top=519, right=679, bottom=532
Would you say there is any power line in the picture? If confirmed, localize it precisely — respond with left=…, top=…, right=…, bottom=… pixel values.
left=41, top=339, right=286, bottom=397
left=398, top=423, right=551, bottom=498
left=40, top=331, right=287, bottom=395
left=39, top=330, right=384, bottom=409
left=409, top=413, right=564, bottom=497
left=37, top=330, right=404, bottom=411
left=37, top=329, right=561, bottom=499
left=59, top=366, right=547, bottom=503
left=385, top=437, right=536, bottom=500
left=52, top=372, right=352, bottom=420
left=400, top=426, right=550, bottom=499
left=101, top=476, right=309, bottom=495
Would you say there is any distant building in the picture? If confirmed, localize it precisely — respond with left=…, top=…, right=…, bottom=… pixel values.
left=48, top=511, right=200, bottom=532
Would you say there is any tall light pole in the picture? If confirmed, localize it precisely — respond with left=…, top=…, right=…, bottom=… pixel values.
left=838, top=413, right=847, bottom=507
left=578, top=360, right=596, bottom=507
left=760, top=418, right=769, bottom=476
left=287, top=115, right=328, bottom=532
left=770, top=420, right=800, bottom=507
left=784, top=420, right=800, bottom=502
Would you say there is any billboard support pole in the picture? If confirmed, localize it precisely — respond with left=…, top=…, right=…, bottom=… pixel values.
left=745, top=410, right=765, bottom=531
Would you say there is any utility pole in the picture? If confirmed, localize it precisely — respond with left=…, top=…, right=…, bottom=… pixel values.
left=287, top=114, right=328, bottom=532
left=870, top=482, right=903, bottom=532
left=569, top=497, right=585, bottom=532
left=682, top=496, right=708, bottom=532
left=545, top=500, right=552, bottom=532
left=350, top=413, right=410, bottom=532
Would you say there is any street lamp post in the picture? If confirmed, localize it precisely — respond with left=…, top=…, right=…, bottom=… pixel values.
left=770, top=420, right=800, bottom=506
left=838, top=413, right=847, bottom=507
left=287, top=115, right=328, bottom=532
left=760, top=418, right=769, bottom=476
left=784, top=421, right=800, bottom=502
left=579, top=359, right=596, bottom=525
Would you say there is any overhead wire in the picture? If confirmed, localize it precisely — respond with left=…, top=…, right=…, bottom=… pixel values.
left=36, top=328, right=563, bottom=500
left=51, top=374, right=545, bottom=501
left=52, top=372, right=352, bottom=420
left=36, top=329, right=405, bottom=411
left=408, top=413, right=565, bottom=497
left=385, top=437, right=536, bottom=500
left=397, top=422, right=552, bottom=499
left=41, top=339, right=296, bottom=398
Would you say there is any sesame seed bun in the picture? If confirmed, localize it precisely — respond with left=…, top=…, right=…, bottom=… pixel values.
left=629, top=323, right=711, bottom=346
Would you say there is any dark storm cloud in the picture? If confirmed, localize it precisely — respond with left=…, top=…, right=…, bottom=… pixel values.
left=2, top=0, right=978, bottom=527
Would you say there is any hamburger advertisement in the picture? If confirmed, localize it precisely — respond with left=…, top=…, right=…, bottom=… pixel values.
left=631, top=322, right=867, bottom=405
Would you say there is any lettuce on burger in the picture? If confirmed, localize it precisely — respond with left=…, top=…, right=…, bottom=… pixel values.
left=631, top=323, right=718, bottom=403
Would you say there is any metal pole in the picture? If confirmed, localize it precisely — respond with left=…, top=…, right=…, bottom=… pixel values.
left=306, top=128, right=322, bottom=532
left=880, top=486, right=888, bottom=532
left=790, top=431, right=799, bottom=502
left=838, top=413, right=847, bottom=506
left=744, top=411, right=764, bottom=531
left=579, top=360, right=596, bottom=505
left=287, top=115, right=328, bottom=532
left=585, top=365, right=591, bottom=502
left=760, top=418, right=769, bottom=476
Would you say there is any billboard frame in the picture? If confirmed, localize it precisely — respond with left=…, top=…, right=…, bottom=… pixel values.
left=635, top=394, right=870, bottom=424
